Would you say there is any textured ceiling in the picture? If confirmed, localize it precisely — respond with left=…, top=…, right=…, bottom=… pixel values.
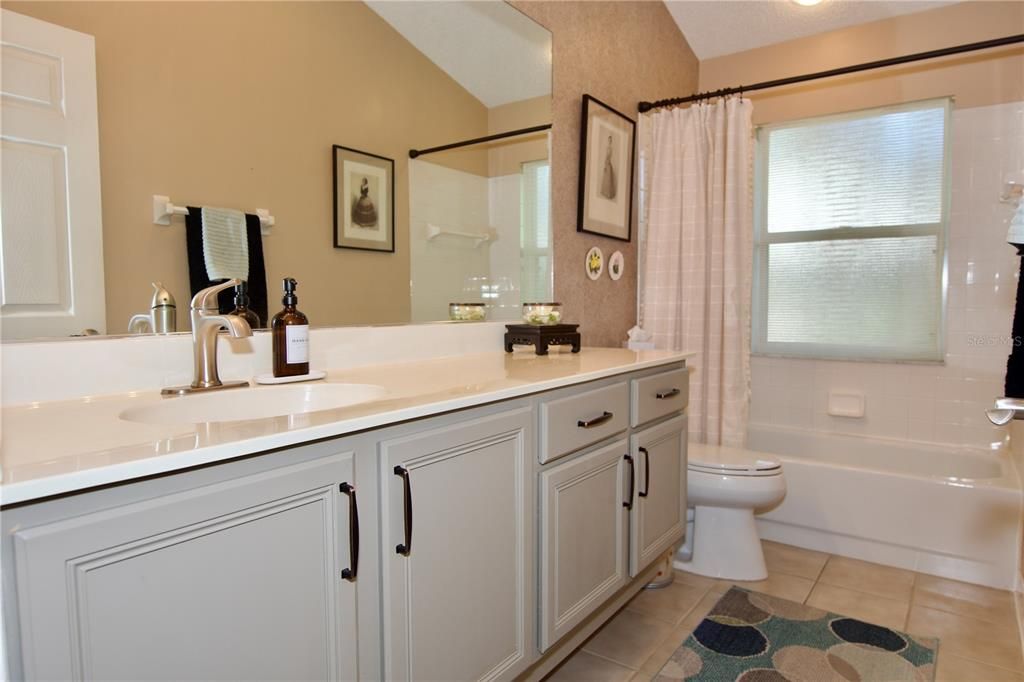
left=666, top=0, right=960, bottom=60
left=365, top=1, right=551, bottom=109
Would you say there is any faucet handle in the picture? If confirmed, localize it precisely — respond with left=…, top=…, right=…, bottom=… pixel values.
left=191, top=279, right=243, bottom=312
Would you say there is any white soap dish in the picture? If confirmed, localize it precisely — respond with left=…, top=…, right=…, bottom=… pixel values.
left=254, top=370, right=327, bottom=385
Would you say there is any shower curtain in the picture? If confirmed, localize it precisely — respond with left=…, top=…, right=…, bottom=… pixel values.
left=639, top=97, right=753, bottom=447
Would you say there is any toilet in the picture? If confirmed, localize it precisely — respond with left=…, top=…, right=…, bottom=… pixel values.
left=675, top=443, right=786, bottom=581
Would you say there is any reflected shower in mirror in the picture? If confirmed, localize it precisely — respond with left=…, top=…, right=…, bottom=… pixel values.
left=0, top=1, right=551, bottom=340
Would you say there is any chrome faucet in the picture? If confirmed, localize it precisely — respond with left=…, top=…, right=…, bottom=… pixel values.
left=162, top=279, right=252, bottom=395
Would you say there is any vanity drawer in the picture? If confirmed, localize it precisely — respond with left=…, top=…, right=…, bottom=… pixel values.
left=540, top=382, right=629, bottom=463
left=631, top=369, right=689, bottom=427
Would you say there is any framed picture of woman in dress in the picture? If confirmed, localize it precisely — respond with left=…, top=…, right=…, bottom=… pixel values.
left=577, top=94, right=636, bottom=242
left=333, top=145, right=395, bottom=253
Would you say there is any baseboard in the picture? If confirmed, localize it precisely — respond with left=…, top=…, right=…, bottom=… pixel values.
left=1015, top=576, right=1024, bottom=661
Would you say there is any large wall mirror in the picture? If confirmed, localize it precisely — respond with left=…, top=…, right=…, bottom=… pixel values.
left=0, top=1, right=552, bottom=340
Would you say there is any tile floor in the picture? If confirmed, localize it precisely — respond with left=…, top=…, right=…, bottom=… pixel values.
left=546, top=541, right=1024, bottom=681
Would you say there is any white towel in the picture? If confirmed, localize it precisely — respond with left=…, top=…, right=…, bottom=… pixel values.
left=201, top=206, right=249, bottom=281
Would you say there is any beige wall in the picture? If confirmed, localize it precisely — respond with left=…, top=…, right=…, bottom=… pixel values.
left=4, top=1, right=490, bottom=332
left=698, top=1, right=1024, bottom=125
left=512, top=1, right=698, bottom=347
left=487, top=95, right=550, bottom=178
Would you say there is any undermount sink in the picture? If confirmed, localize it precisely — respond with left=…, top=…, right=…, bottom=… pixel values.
left=119, top=383, right=387, bottom=425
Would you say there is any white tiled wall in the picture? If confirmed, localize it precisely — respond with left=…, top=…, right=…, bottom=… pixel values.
left=409, top=160, right=492, bottom=322
left=750, top=101, right=1024, bottom=449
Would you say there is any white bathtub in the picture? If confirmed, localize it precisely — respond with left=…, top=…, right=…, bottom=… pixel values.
left=747, top=425, right=1023, bottom=590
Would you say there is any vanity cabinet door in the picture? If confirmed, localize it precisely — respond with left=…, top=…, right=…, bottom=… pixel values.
left=380, top=407, right=533, bottom=682
left=11, top=452, right=359, bottom=682
left=629, top=415, right=688, bottom=577
left=538, top=438, right=630, bottom=651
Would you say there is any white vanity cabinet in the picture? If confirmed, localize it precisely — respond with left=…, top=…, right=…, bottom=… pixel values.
left=378, top=406, right=534, bottom=681
left=6, top=448, right=360, bottom=681
left=537, top=369, right=688, bottom=653
left=2, top=359, right=687, bottom=682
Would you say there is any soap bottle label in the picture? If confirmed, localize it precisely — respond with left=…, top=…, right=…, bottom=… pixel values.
left=285, top=325, right=309, bottom=364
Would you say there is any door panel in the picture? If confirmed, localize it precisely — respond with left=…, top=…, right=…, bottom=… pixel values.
left=539, top=438, right=629, bottom=651
left=12, top=453, right=357, bottom=681
left=381, top=407, right=532, bottom=681
left=630, top=415, right=687, bottom=576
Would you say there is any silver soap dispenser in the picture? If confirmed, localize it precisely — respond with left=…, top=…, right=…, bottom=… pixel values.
left=129, top=282, right=177, bottom=334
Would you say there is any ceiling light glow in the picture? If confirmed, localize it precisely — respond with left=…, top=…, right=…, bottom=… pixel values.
left=792, top=0, right=824, bottom=6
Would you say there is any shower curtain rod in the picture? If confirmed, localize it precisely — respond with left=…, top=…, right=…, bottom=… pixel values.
left=409, top=124, right=551, bottom=159
left=638, top=33, right=1024, bottom=113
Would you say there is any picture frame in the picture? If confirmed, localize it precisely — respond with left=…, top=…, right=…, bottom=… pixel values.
left=576, top=94, right=636, bottom=242
left=333, top=145, right=395, bottom=253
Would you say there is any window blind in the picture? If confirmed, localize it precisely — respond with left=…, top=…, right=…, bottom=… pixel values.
left=520, top=160, right=552, bottom=303
left=753, top=99, right=950, bottom=361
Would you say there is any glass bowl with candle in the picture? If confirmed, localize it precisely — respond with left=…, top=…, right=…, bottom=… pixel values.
left=522, top=302, right=563, bottom=325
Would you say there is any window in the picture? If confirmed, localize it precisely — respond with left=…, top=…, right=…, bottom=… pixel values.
left=520, top=159, right=552, bottom=303
left=753, top=99, right=951, bottom=361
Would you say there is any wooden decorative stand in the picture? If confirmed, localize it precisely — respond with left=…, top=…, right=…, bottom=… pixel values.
left=504, top=324, right=581, bottom=355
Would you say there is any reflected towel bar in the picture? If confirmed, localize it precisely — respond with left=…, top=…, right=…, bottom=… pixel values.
left=426, top=223, right=495, bottom=246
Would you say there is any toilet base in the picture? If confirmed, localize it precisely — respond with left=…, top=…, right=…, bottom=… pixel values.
left=673, top=505, right=768, bottom=581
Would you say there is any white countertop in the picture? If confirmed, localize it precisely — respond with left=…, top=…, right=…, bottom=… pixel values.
left=0, top=348, right=688, bottom=506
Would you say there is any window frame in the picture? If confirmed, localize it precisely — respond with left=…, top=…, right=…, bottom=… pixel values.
left=751, top=98, right=953, bottom=363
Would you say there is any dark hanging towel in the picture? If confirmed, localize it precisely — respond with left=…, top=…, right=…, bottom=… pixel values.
left=185, top=207, right=268, bottom=326
left=1005, top=254, right=1024, bottom=398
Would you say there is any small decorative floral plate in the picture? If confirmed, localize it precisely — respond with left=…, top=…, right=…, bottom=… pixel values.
left=608, top=251, right=624, bottom=281
left=586, top=247, right=604, bottom=280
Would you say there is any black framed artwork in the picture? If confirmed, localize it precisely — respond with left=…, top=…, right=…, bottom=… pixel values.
left=576, top=94, right=636, bottom=242
left=333, top=145, right=395, bottom=253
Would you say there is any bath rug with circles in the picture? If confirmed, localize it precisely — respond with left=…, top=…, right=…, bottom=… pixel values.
left=656, top=586, right=938, bottom=681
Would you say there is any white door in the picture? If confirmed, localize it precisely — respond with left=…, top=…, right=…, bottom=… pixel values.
left=1, top=10, right=105, bottom=339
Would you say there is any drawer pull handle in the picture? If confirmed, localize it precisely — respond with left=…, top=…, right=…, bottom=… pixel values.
left=394, top=466, right=413, bottom=556
left=656, top=388, right=681, bottom=400
left=638, top=447, right=650, bottom=498
left=624, top=454, right=635, bottom=510
left=339, top=482, right=360, bottom=581
left=578, top=411, right=614, bottom=429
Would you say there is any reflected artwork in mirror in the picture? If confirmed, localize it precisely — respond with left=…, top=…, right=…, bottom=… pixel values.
left=0, top=1, right=552, bottom=340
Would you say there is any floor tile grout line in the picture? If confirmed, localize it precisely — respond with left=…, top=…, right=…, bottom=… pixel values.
left=909, top=588, right=1019, bottom=626
left=580, top=648, right=640, bottom=672
left=947, top=651, right=1024, bottom=675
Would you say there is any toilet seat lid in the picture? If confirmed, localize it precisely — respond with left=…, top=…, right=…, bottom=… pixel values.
left=688, top=443, right=782, bottom=476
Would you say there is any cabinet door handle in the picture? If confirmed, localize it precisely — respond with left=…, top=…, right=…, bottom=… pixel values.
left=394, top=465, right=413, bottom=556
left=623, top=454, right=634, bottom=510
left=578, top=411, right=613, bottom=429
left=339, top=482, right=359, bottom=581
left=638, top=447, right=650, bottom=498
left=656, top=388, right=681, bottom=400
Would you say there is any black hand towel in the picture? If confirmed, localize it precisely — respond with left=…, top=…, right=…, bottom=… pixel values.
left=185, top=207, right=268, bottom=326
left=1005, top=254, right=1024, bottom=397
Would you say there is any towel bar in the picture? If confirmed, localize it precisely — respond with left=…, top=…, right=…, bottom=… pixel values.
left=152, top=195, right=275, bottom=236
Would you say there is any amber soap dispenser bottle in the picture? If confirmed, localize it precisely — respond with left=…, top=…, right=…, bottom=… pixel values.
left=271, top=278, right=309, bottom=377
